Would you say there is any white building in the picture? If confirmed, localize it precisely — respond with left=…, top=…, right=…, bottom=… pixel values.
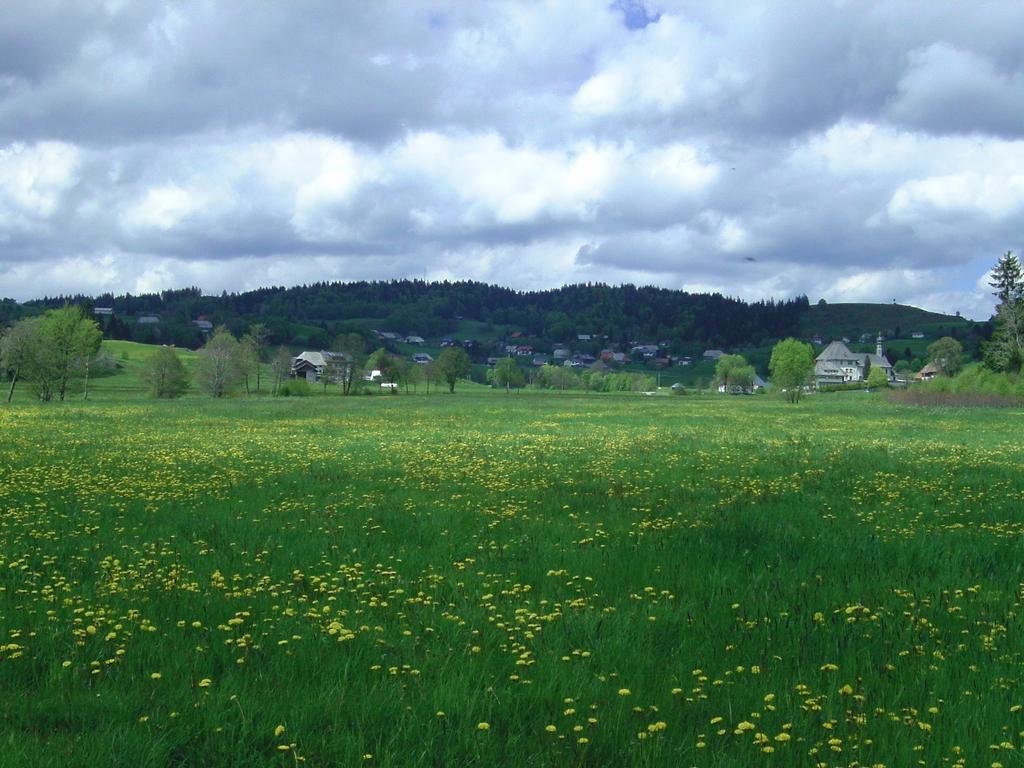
left=814, top=336, right=893, bottom=387
left=291, top=351, right=351, bottom=383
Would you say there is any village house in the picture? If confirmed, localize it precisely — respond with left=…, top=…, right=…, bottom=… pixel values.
left=915, top=362, right=941, bottom=381
left=814, top=336, right=894, bottom=387
left=631, top=344, right=659, bottom=358
left=291, top=351, right=352, bottom=383
left=717, top=374, right=767, bottom=395
left=411, top=352, right=433, bottom=364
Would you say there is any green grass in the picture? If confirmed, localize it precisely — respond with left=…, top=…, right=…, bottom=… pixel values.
left=1, top=391, right=1022, bottom=767
left=88, top=340, right=200, bottom=395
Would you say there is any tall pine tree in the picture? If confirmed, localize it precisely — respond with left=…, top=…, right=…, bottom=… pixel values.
left=984, top=251, right=1024, bottom=372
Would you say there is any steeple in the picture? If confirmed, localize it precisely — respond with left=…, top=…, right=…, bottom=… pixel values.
left=876, top=333, right=883, bottom=358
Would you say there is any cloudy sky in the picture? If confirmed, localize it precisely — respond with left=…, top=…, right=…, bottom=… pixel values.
left=2, top=1, right=1023, bottom=318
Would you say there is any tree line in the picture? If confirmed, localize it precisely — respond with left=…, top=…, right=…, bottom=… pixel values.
left=1, top=310, right=479, bottom=402
left=0, top=307, right=102, bottom=402
left=11, top=280, right=812, bottom=352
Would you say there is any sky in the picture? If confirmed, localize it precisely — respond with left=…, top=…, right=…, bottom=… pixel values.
left=2, top=1, right=1023, bottom=319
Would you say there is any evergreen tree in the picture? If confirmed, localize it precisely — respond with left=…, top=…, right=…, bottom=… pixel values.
left=989, top=251, right=1023, bottom=303
left=984, top=251, right=1024, bottom=372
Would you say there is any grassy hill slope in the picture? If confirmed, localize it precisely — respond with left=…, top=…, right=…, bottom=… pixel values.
left=801, top=302, right=970, bottom=340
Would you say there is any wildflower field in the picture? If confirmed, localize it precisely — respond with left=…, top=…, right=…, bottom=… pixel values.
left=1, top=392, right=1022, bottom=767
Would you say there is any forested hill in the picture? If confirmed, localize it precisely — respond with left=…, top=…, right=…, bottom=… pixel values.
left=7, top=281, right=981, bottom=357
left=8, top=281, right=812, bottom=351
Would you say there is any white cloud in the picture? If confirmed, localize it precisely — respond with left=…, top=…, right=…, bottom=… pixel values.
left=888, top=173, right=1024, bottom=223
left=888, top=42, right=1024, bottom=134
left=572, top=14, right=729, bottom=117
left=0, top=141, right=80, bottom=224
left=3, top=1, right=1024, bottom=317
left=123, top=184, right=203, bottom=232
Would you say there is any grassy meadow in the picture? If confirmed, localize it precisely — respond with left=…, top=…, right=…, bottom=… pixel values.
left=1, top=390, right=1023, bottom=767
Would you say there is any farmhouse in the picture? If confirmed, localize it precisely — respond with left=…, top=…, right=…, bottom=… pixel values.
left=291, top=351, right=352, bottom=383
left=814, top=337, right=894, bottom=387
left=915, top=361, right=941, bottom=381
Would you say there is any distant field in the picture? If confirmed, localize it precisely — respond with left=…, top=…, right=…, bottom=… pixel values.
left=1, top=392, right=1022, bottom=767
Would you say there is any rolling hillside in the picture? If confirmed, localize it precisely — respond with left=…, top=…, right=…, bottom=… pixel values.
left=800, top=302, right=970, bottom=341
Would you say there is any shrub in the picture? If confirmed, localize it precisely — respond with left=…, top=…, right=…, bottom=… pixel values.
left=277, top=379, right=312, bottom=397
left=888, top=364, right=1023, bottom=407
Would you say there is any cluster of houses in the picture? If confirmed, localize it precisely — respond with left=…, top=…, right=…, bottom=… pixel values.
left=291, top=326, right=910, bottom=392
left=374, top=331, right=425, bottom=345
left=290, top=349, right=431, bottom=386
left=93, top=307, right=216, bottom=333
left=487, top=343, right=698, bottom=370
left=809, top=331, right=925, bottom=346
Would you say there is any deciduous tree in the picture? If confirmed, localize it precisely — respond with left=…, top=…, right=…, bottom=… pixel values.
left=42, top=306, right=102, bottom=401
left=927, top=336, right=963, bottom=376
left=196, top=326, right=244, bottom=397
left=334, top=333, right=366, bottom=395
left=3, top=308, right=102, bottom=402
left=714, top=354, right=752, bottom=392
left=142, top=346, right=189, bottom=398
left=270, top=346, right=293, bottom=396
left=492, top=357, right=525, bottom=391
left=436, top=347, right=471, bottom=393
left=769, top=338, right=815, bottom=403
left=1, top=318, right=44, bottom=402
left=243, top=323, right=270, bottom=392
left=865, top=366, right=889, bottom=389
